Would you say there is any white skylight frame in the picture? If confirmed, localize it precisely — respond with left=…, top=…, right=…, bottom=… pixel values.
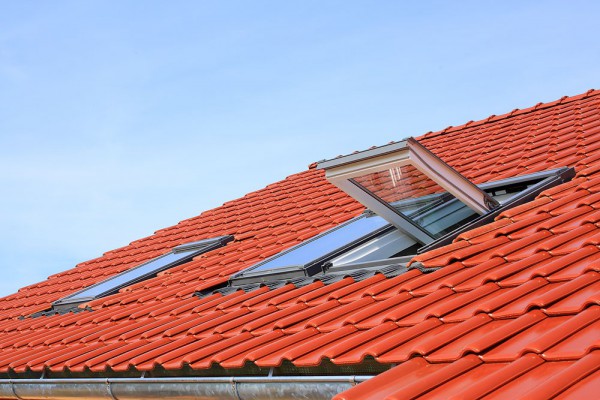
left=317, top=137, right=500, bottom=244
left=53, top=235, right=233, bottom=307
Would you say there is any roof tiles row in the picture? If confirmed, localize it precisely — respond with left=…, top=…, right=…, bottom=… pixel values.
left=2, top=89, right=600, bottom=398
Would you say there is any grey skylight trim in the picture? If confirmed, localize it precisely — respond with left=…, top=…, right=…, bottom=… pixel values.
left=172, top=238, right=231, bottom=253
left=53, top=235, right=233, bottom=307
left=325, top=255, right=414, bottom=274
left=477, top=167, right=568, bottom=193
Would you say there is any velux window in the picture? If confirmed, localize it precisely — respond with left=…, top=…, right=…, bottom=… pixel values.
left=318, top=138, right=500, bottom=243
left=53, top=236, right=232, bottom=310
left=231, top=138, right=574, bottom=285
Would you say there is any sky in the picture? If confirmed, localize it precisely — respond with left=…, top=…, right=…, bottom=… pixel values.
left=0, top=1, right=599, bottom=297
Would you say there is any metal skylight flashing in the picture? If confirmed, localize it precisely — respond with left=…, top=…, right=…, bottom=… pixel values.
left=53, top=235, right=233, bottom=309
left=324, top=255, right=413, bottom=274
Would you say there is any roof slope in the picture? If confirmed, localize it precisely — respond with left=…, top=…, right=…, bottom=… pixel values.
left=2, top=89, right=600, bottom=398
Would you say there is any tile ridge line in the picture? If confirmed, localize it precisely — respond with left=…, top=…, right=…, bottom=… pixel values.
left=418, top=89, right=600, bottom=142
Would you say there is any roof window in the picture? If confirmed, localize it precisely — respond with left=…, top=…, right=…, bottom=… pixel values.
left=230, top=138, right=573, bottom=285
left=53, top=235, right=233, bottom=310
left=231, top=213, right=401, bottom=285
left=317, top=137, right=500, bottom=244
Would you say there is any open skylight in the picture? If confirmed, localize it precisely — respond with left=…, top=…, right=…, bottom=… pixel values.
left=230, top=136, right=574, bottom=285
left=317, top=137, right=500, bottom=244
left=53, top=236, right=233, bottom=309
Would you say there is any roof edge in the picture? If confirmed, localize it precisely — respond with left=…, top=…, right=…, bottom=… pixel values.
left=419, top=88, right=599, bottom=141
left=0, top=376, right=373, bottom=400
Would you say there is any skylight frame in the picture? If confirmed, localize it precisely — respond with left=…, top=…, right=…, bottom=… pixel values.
left=230, top=213, right=401, bottom=285
left=304, top=167, right=575, bottom=275
left=53, top=235, right=233, bottom=308
left=317, top=137, right=500, bottom=244
left=227, top=165, right=574, bottom=286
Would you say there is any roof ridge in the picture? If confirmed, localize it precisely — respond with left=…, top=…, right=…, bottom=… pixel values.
left=419, top=88, right=600, bottom=141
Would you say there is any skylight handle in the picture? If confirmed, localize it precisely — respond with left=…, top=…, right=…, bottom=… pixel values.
left=407, top=138, right=499, bottom=214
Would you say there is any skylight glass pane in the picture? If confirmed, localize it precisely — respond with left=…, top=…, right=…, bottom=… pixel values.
left=54, top=236, right=232, bottom=306
left=351, top=164, right=479, bottom=239
left=59, top=251, right=195, bottom=302
left=413, top=198, right=478, bottom=237
left=329, top=228, right=416, bottom=267
left=352, top=164, right=443, bottom=203
left=247, top=215, right=390, bottom=274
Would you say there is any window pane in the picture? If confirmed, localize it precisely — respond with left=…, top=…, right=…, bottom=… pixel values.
left=351, top=164, right=443, bottom=203
left=59, top=250, right=196, bottom=302
left=351, top=165, right=479, bottom=239
left=54, top=236, right=232, bottom=305
left=249, top=215, right=390, bottom=273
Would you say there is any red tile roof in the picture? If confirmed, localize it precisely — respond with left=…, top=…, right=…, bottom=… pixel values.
left=3, top=89, right=600, bottom=398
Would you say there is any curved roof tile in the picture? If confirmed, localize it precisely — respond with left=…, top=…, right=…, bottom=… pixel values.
left=2, top=89, right=600, bottom=398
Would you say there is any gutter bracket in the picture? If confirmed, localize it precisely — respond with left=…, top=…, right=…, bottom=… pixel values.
left=106, top=378, right=117, bottom=400
left=9, top=380, right=22, bottom=400
left=230, top=377, right=241, bottom=400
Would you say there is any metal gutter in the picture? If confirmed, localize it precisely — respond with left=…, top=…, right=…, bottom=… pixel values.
left=0, top=375, right=373, bottom=400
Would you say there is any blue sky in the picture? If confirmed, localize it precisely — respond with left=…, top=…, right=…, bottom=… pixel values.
left=1, top=1, right=599, bottom=297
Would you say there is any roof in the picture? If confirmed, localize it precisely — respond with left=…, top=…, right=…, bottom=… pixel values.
left=2, top=89, right=600, bottom=398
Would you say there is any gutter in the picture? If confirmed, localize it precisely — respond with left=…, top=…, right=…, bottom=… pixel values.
left=0, top=375, right=373, bottom=400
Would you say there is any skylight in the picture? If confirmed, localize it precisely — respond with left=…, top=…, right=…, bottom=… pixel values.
left=230, top=140, right=574, bottom=285
left=53, top=236, right=233, bottom=308
left=230, top=213, right=400, bottom=285
left=317, top=137, right=500, bottom=244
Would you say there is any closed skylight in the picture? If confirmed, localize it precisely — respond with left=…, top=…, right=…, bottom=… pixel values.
left=231, top=213, right=397, bottom=285
left=53, top=236, right=233, bottom=308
